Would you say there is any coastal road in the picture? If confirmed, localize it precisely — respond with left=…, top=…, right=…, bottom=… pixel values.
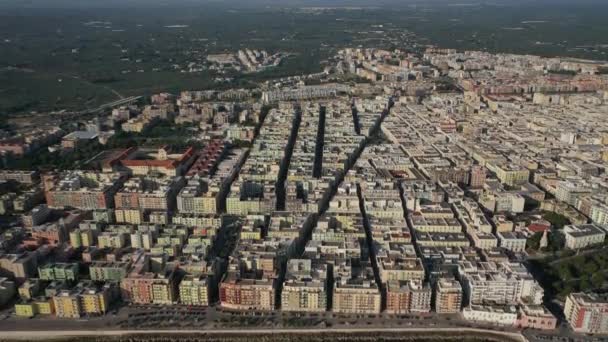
left=1, top=327, right=528, bottom=342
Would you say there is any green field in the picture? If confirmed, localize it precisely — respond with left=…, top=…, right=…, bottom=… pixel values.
left=1, top=2, right=607, bottom=115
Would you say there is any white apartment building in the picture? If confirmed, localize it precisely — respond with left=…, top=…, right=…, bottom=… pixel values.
left=563, top=224, right=606, bottom=250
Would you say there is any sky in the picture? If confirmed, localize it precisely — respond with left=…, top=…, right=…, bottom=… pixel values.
left=0, top=0, right=606, bottom=13
left=1, top=0, right=606, bottom=8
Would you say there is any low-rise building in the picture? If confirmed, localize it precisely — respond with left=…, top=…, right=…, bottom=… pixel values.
left=14, top=297, right=55, bottom=317
left=462, top=304, right=518, bottom=326
left=517, top=304, right=558, bottom=331
left=563, top=224, right=606, bottom=250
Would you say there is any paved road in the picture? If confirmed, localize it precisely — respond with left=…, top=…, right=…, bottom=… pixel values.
left=1, top=327, right=528, bottom=341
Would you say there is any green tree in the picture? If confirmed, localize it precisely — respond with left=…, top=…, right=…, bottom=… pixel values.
left=591, top=272, right=605, bottom=288
left=527, top=232, right=542, bottom=250
left=542, top=212, right=571, bottom=230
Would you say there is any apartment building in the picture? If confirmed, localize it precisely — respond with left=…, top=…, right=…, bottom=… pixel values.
left=219, top=273, right=275, bottom=311
left=459, top=261, right=534, bottom=306
left=333, top=278, right=381, bottom=314
left=89, top=261, right=130, bottom=282
left=177, top=179, right=219, bottom=215
left=38, top=263, right=79, bottom=282
left=563, top=224, right=606, bottom=250
left=435, top=278, right=463, bottom=314
left=385, top=280, right=432, bottom=314
left=497, top=231, right=527, bottom=253
left=44, top=171, right=124, bottom=210
left=564, top=292, right=608, bottom=334
left=178, top=275, right=209, bottom=306
left=121, top=270, right=178, bottom=305
left=114, top=176, right=185, bottom=212
left=462, top=305, right=518, bottom=326
left=0, top=252, right=38, bottom=281
left=53, top=283, right=111, bottom=318
left=378, top=258, right=425, bottom=283
left=493, top=164, right=530, bottom=186
left=281, top=260, right=327, bottom=313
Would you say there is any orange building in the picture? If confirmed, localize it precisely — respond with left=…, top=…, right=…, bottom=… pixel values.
left=434, top=279, right=463, bottom=314
left=219, top=273, right=275, bottom=311
left=105, top=146, right=196, bottom=176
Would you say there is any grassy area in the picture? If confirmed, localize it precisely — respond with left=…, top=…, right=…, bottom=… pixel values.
left=0, top=70, right=119, bottom=114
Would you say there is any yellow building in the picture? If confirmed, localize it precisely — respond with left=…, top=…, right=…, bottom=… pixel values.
left=379, top=258, right=425, bottom=283
left=494, top=164, right=530, bottom=186
left=15, top=302, right=36, bottom=317
left=69, top=230, right=82, bottom=248
left=97, top=233, right=126, bottom=249
left=240, top=230, right=262, bottom=240
left=18, top=279, right=41, bottom=300
left=81, top=288, right=109, bottom=315
left=70, top=229, right=96, bottom=248
left=52, top=284, right=110, bottom=318
left=15, top=298, right=56, bottom=317
left=34, top=298, right=55, bottom=315
left=121, top=117, right=153, bottom=133
left=53, top=290, right=82, bottom=318
left=333, top=281, right=381, bottom=314
left=201, top=196, right=217, bottom=214
left=190, top=196, right=217, bottom=214
left=151, top=281, right=175, bottom=305
left=226, top=198, right=247, bottom=215
left=178, top=275, right=209, bottom=306
left=114, top=209, right=143, bottom=225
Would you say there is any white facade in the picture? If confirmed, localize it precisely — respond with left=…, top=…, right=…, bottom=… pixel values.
left=563, top=224, right=606, bottom=250
left=462, top=305, right=518, bottom=326
left=497, top=231, right=527, bottom=253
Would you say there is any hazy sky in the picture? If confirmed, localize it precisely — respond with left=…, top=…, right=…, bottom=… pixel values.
left=0, top=0, right=606, bottom=12
left=1, top=0, right=605, bottom=8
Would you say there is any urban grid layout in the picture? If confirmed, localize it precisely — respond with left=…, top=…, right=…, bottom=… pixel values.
left=2, top=24, right=608, bottom=342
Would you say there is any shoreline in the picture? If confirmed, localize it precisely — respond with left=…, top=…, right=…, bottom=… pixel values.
left=0, top=327, right=527, bottom=342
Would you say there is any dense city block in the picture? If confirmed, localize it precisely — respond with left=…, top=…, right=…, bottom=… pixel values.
left=2, top=43, right=608, bottom=339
